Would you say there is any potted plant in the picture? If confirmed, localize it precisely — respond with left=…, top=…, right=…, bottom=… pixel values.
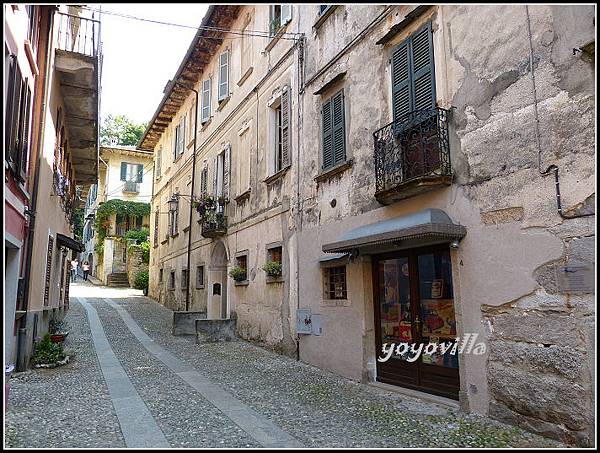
left=49, top=318, right=69, bottom=343
left=229, top=265, right=247, bottom=282
left=33, top=333, right=69, bottom=368
left=262, top=261, right=282, bottom=278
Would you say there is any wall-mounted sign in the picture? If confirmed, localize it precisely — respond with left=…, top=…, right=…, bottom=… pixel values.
left=297, top=309, right=312, bottom=335
left=557, top=262, right=594, bottom=294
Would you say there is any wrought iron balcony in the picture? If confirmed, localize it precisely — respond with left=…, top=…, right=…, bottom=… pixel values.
left=198, top=198, right=228, bottom=238
left=373, top=107, right=451, bottom=205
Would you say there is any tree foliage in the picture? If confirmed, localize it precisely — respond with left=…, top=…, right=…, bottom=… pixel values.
left=100, top=114, right=147, bottom=147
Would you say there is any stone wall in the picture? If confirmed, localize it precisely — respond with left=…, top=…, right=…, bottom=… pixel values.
left=126, top=243, right=149, bottom=288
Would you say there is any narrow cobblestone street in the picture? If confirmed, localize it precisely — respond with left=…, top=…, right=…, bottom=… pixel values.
left=5, top=282, right=562, bottom=448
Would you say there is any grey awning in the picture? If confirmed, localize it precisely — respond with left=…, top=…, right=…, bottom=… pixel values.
left=322, top=209, right=466, bottom=254
left=319, top=253, right=350, bottom=267
left=56, top=233, right=84, bottom=252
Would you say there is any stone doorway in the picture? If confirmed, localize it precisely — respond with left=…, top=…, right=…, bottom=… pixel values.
left=208, top=240, right=228, bottom=319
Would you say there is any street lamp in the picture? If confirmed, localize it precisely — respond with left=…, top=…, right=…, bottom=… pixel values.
left=168, top=194, right=179, bottom=213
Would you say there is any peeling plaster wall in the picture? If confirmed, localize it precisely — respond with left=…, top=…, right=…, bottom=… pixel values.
left=295, top=4, right=595, bottom=447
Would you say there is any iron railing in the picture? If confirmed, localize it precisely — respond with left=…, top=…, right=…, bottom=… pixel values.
left=199, top=198, right=227, bottom=238
left=55, top=11, right=100, bottom=58
left=374, top=107, right=451, bottom=194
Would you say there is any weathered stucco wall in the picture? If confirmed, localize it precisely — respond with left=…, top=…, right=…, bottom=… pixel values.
left=294, top=4, right=595, bottom=447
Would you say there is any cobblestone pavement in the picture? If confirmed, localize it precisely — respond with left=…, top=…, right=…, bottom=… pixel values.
left=5, top=282, right=562, bottom=448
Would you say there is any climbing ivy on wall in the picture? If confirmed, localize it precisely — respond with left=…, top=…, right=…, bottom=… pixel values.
left=94, top=199, right=151, bottom=259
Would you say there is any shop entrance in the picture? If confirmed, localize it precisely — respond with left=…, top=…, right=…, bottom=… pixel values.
left=373, top=244, right=459, bottom=400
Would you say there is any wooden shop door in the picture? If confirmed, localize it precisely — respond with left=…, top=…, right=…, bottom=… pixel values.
left=373, top=245, right=459, bottom=400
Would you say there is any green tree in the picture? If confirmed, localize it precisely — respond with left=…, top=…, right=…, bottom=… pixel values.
left=100, top=114, right=147, bottom=146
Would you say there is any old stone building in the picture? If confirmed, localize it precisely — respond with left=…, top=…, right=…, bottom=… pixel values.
left=4, top=5, right=101, bottom=369
left=293, top=4, right=595, bottom=448
left=142, top=4, right=595, bottom=446
left=82, top=145, right=153, bottom=285
left=142, top=5, right=301, bottom=354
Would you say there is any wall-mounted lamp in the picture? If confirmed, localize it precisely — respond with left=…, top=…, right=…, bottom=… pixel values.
left=449, top=240, right=460, bottom=249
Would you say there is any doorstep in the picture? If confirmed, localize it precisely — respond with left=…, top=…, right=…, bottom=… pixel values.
left=368, top=381, right=460, bottom=410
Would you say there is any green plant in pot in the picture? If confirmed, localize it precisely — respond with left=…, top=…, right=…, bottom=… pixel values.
left=229, top=265, right=247, bottom=282
left=262, top=261, right=282, bottom=278
left=33, top=333, right=67, bottom=367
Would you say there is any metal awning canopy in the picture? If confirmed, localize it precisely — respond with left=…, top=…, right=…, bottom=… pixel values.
left=56, top=233, right=84, bottom=252
left=322, top=208, right=466, bottom=254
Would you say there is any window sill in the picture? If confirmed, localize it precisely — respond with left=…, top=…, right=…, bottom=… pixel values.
left=313, top=6, right=338, bottom=31
left=265, top=22, right=291, bottom=53
left=183, top=226, right=190, bottom=233
left=216, top=96, right=230, bottom=111
left=237, top=67, right=254, bottom=87
left=266, top=275, right=284, bottom=284
left=161, top=238, right=169, bottom=245
left=321, top=298, right=351, bottom=307
left=196, top=285, right=205, bottom=290
left=315, top=159, right=353, bottom=184
left=234, top=188, right=251, bottom=204
left=201, top=118, right=212, bottom=131
left=171, top=232, right=179, bottom=238
left=234, top=280, right=249, bottom=287
left=24, top=39, right=39, bottom=76
left=186, top=139, right=195, bottom=150
left=264, top=165, right=291, bottom=185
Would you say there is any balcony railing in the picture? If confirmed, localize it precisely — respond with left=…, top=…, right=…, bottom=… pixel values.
left=198, top=198, right=227, bottom=238
left=122, top=181, right=139, bottom=194
left=55, top=11, right=101, bottom=58
left=373, top=107, right=451, bottom=204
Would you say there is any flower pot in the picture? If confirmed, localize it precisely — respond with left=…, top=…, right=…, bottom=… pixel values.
left=50, top=332, right=69, bottom=343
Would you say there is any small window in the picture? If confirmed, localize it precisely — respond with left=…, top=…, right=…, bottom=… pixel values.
left=237, top=254, right=248, bottom=272
left=269, top=5, right=292, bottom=37
left=267, top=246, right=282, bottom=265
left=181, top=269, right=188, bottom=289
left=159, top=268, right=163, bottom=283
left=196, top=265, right=205, bottom=289
left=169, top=271, right=175, bottom=290
left=319, top=5, right=331, bottom=15
left=121, top=162, right=143, bottom=182
left=323, top=266, right=347, bottom=300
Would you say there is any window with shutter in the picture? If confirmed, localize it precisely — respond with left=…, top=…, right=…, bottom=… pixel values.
left=391, top=22, right=435, bottom=125
left=280, top=86, right=291, bottom=168
left=19, top=83, right=32, bottom=180
left=321, top=89, right=346, bottom=170
left=218, top=50, right=229, bottom=102
left=7, top=58, right=23, bottom=169
left=223, top=144, right=231, bottom=199
left=201, top=78, right=211, bottom=123
left=200, top=166, right=208, bottom=196
left=137, top=164, right=144, bottom=183
left=179, top=116, right=185, bottom=155
left=44, top=236, right=54, bottom=306
left=120, top=162, right=127, bottom=181
left=156, top=146, right=162, bottom=178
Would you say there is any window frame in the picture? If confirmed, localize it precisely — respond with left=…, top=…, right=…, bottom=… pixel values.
left=321, top=88, right=346, bottom=170
left=196, top=264, right=205, bottom=289
left=323, top=265, right=347, bottom=300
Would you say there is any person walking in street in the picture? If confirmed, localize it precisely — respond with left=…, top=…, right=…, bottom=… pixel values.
left=70, top=258, right=79, bottom=282
left=82, top=261, right=90, bottom=281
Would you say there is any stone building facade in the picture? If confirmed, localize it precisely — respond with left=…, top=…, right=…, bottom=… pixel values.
left=4, top=5, right=100, bottom=369
left=142, top=5, right=300, bottom=354
left=82, top=145, right=153, bottom=284
left=142, top=5, right=595, bottom=446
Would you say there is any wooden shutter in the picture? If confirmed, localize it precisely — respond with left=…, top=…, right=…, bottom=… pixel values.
left=201, top=79, right=211, bottom=123
left=120, top=162, right=127, bottom=181
left=156, top=147, right=162, bottom=177
left=19, top=82, right=32, bottom=180
left=200, top=166, right=208, bottom=196
left=322, top=97, right=333, bottom=169
left=410, top=22, right=435, bottom=111
left=44, top=236, right=54, bottom=306
left=173, top=128, right=178, bottom=160
left=218, top=51, right=229, bottom=101
left=332, top=90, right=345, bottom=165
left=212, top=156, right=218, bottom=196
left=391, top=40, right=411, bottom=124
left=7, top=61, right=23, bottom=166
left=137, top=164, right=144, bottom=182
left=281, top=5, right=292, bottom=25
left=223, top=144, right=231, bottom=199
left=5, top=55, right=16, bottom=160
left=391, top=22, right=435, bottom=123
left=281, top=86, right=291, bottom=168
left=154, top=211, right=159, bottom=245
left=179, top=116, right=186, bottom=154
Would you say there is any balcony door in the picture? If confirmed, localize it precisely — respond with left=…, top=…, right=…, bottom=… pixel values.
left=373, top=245, right=459, bottom=400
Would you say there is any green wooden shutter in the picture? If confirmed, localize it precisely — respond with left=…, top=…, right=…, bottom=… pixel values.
left=391, top=40, right=411, bottom=124
left=322, top=97, right=333, bottom=169
left=410, top=22, right=435, bottom=111
left=19, top=82, right=32, bottom=180
left=120, top=162, right=127, bottom=181
left=391, top=22, right=435, bottom=123
left=332, top=90, right=345, bottom=165
left=137, top=164, right=143, bottom=182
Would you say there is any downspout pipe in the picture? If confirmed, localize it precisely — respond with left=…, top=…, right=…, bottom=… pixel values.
left=525, top=6, right=593, bottom=220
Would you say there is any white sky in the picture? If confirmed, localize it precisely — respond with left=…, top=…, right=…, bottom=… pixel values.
left=92, top=4, right=209, bottom=126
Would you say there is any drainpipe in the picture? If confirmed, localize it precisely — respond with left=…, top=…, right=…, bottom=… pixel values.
left=525, top=6, right=593, bottom=220
left=18, top=6, right=56, bottom=371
